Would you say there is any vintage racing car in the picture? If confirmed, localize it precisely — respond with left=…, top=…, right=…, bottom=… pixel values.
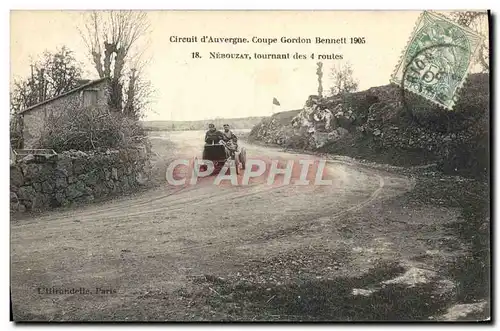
left=196, top=140, right=246, bottom=175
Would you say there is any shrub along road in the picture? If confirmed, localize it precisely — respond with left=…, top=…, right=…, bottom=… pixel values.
left=10, top=130, right=489, bottom=321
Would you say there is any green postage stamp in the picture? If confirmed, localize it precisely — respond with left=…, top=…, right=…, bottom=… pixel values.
left=391, top=11, right=485, bottom=110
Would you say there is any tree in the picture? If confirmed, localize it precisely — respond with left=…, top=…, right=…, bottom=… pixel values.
left=448, top=11, right=489, bottom=73
left=10, top=46, right=83, bottom=113
left=80, top=11, right=152, bottom=117
left=329, top=62, right=359, bottom=96
left=123, top=65, right=155, bottom=119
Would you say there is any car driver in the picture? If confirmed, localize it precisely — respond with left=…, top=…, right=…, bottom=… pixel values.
left=205, top=123, right=224, bottom=144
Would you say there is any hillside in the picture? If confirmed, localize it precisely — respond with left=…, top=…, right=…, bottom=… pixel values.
left=142, top=116, right=265, bottom=131
left=249, top=73, right=489, bottom=179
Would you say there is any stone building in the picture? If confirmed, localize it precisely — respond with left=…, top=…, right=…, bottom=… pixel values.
left=19, top=77, right=111, bottom=149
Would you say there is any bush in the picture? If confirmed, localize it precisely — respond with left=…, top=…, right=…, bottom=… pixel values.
left=249, top=121, right=265, bottom=140
left=37, top=105, right=146, bottom=152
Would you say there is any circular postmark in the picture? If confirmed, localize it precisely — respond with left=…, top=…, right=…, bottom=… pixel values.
left=395, top=14, right=478, bottom=130
left=400, top=43, right=470, bottom=131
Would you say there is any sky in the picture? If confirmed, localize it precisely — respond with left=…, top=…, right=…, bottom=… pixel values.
left=10, top=10, right=484, bottom=121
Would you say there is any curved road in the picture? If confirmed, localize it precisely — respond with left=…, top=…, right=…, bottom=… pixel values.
left=11, top=130, right=417, bottom=321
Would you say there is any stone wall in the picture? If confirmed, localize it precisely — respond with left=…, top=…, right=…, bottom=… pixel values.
left=10, top=144, right=151, bottom=213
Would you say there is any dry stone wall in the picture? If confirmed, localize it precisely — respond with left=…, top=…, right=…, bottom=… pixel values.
left=10, top=145, right=152, bottom=213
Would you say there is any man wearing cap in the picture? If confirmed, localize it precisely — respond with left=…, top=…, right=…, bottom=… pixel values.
left=204, top=123, right=224, bottom=144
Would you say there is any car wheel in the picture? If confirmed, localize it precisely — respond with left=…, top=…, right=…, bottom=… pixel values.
left=234, top=157, right=240, bottom=175
left=240, top=148, right=246, bottom=170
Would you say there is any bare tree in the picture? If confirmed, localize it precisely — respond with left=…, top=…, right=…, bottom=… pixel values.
left=79, top=11, right=151, bottom=114
left=329, top=62, right=359, bottom=96
left=448, top=11, right=489, bottom=73
left=123, top=65, right=155, bottom=119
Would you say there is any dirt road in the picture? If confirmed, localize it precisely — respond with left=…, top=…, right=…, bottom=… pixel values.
left=11, top=131, right=481, bottom=321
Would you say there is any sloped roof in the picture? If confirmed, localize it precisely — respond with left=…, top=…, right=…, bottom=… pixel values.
left=20, top=77, right=110, bottom=114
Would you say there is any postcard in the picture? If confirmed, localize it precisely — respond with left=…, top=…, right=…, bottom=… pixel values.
left=10, top=10, right=490, bottom=322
